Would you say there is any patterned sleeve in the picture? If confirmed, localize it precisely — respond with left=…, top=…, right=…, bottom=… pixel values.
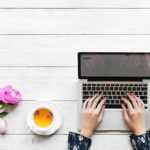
left=130, top=130, right=150, bottom=150
left=68, top=132, right=92, bottom=150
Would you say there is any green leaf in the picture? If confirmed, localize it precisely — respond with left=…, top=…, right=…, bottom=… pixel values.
left=0, top=112, right=8, bottom=118
left=0, top=101, right=4, bottom=105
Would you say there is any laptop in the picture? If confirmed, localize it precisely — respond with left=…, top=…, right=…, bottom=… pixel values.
left=78, top=52, right=150, bottom=131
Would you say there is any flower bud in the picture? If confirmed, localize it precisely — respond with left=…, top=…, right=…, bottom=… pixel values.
left=0, top=118, right=7, bottom=134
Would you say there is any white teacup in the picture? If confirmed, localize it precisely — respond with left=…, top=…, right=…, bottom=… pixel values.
left=26, top=102, right=62, bottom=135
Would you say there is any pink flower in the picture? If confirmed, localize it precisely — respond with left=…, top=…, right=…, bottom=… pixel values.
left=0, top=85, right=22, bottom=104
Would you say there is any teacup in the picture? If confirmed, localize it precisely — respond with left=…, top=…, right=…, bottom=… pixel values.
left=27, top=102, right=62, bottom=135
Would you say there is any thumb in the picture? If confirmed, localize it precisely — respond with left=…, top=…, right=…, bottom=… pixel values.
left=98, top=105, right=105, bottom=122
left=122, top=103, right=129, bottom=121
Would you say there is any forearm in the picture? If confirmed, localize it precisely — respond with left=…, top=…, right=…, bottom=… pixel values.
left=130, top=130, right=150, bottom=150
left=68, top=132, right=92, bottom=150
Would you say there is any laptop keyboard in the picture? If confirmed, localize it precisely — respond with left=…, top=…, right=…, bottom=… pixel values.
left=82, top=82, right=148, bottom=109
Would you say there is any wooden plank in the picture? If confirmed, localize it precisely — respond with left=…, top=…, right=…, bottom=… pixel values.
left=0, top=9, right=150, bottom=34
left=0, top=134, right=132, bottom=150
left=5, top=101, right=78, bottom=134
left=0, top=0, right=149, bottom=8
left=5, top=101, right=131, bottom=135
left=0, top=67, right=77, bottom=100
left=0, top=35, right=150, bottom=66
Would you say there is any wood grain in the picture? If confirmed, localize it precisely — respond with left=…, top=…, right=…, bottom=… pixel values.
left=0, top=9, right=150, bottom=34
left=6, top=101, right=78, bottom=134
left=0, top=134, right=132, bottom=150
left=0, top=67, right=77, bottom=100
left=0, top=0, right=149, bottom=8
left=0, top=35, right=150, bottom=66
left=0, top=0, right=149, bottom=149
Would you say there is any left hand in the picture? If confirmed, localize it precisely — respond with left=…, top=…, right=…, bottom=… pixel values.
left=80, top=94, right=106, bottom=138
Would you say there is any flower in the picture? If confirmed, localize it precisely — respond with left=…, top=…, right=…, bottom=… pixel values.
left=0, top=85, right=22, bottom=104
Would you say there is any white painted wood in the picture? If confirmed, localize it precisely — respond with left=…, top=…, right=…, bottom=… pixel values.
left=5, top=101, right=131, bottom=135
left=0, top=134, right=132, bottom=150
left=0, top=67, right=133, bottom=149
left=0, top=35, right=150, bottom=66
left=0, top=134, right=68, bottom=150
left=0, top=67, right=77, bottom=100
left=6, top=101, right=78, bottom=134
left=0, top=9, right=150, bottom=34
left=0, top=0, right=149, bottom=8
left=0, top=0, right=148, bottom=148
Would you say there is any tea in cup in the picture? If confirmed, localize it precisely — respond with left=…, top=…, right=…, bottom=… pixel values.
left=34, top=108, right=54, bottom=128
left=26, top=102, right=62, bottom=135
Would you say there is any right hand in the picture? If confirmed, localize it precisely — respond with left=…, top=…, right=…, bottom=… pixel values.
left=122, top=93, right=146, bottom=135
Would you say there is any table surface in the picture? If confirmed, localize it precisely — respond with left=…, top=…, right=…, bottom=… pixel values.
left=0, top=0, right=150, bottom=149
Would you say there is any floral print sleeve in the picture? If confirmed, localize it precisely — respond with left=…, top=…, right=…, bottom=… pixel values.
left=130, top=130, right=150, bottom=150
left=68, top=132, right=92, bottom=150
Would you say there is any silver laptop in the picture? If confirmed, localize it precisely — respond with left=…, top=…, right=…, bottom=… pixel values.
left=78, top=52, right=150, bottom=131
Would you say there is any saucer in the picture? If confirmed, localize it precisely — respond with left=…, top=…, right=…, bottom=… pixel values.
left=26, top=102, right=62, bottom=135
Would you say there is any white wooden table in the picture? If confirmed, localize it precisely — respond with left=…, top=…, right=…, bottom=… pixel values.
left=0, top=0, right=150, bottom=149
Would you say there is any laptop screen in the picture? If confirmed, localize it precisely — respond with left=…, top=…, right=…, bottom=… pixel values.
left=78, top=52, right=150, bottom=79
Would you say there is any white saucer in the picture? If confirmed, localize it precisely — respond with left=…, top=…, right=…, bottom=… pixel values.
left=26, top=102, right=62, bottom=135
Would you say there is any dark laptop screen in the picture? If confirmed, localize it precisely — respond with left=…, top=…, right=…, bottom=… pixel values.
left=78, top=53, right=150, bottom=79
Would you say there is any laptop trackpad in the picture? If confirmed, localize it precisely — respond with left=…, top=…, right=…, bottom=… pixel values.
left=97, top=110, right=129, bottom=131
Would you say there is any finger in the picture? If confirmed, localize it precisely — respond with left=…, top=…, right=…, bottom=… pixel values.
left=91, top=94, right=103, bottom=109
left=98, top=105, right=105, bottom=122
left=127, top=93, right=138, bottom=109
left=131, top=93, right=144, bottom=108
left=122, top=97, right=133, bottom=112
left=87, top=94, right=99, bottom=109
left=131, top=93, right=141, bottom=107
left=83, top=98, right=90, bottom=110
left=122, top=103, right=129, bottom=121
left=96, top=97, right=106, bottom=113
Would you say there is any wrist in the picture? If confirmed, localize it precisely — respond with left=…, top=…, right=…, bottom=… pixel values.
left=133, top=128, right=146, bottom=136
left=80, top=128, right=94, bottom=138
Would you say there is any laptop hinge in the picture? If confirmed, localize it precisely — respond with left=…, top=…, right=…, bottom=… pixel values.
left=87, top=77, right=144, bottom=82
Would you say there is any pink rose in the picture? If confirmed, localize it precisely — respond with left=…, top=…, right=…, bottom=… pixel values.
left=0, top=85, right=22, bottom=104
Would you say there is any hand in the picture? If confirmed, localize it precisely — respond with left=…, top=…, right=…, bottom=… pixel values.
left=80, top=94, right=106, bottom=138
left=122, top=93, right=146, bottom=135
